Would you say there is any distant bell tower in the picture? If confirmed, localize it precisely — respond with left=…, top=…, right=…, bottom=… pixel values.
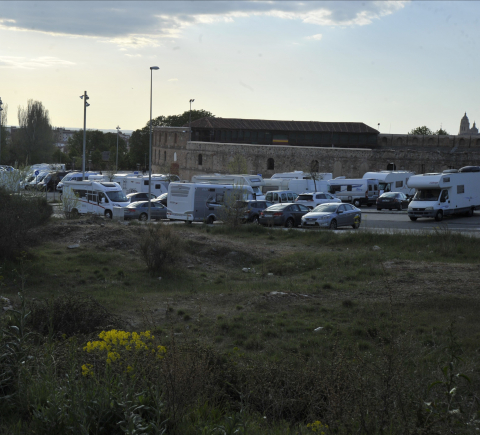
left=459, top=112, right=470, bottom=135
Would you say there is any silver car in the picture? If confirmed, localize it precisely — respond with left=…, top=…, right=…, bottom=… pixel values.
left=124, top=201, right=167, bottom=221
left=301, top=203, right=361, bottom=229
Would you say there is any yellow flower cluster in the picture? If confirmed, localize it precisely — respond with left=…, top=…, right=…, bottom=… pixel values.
left=81, top=363, right=93, bottom=377
left=83, top=329, right=166, bottom=365
left=307, top=421, right=329, bottom=434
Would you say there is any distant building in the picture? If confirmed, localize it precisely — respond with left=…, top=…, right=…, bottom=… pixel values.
left=458, top=112, right=479, bottom=135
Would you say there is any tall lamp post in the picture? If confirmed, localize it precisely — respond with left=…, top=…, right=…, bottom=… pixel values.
left=116, top=125, right=121, bottom=171
left=0, top=97, right=3, bottom=165
left=148, top=66, right=159, bottom=222
left=80, top=91, right=90, bottom=180
left=189, top=99, right=195, bottom=142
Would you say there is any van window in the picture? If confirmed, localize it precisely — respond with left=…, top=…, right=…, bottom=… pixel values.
left=73, top=189, right=87, bottom=198
left=347, top=185, right=352, bottom=191
left=155, top=184, right=161, bottom=189
left=368, top=185, right=372, bottom=191
left=287, top=193, right=294, bottom=201
left=374, top=185, right=378, bottom=190
left=87, top=193, right=98, bottom=203
left=266, top=193, right=272, bottom=201
left=457, top=185, right=465, bottom=194
left=144, top=181, right=149, bottom=186
left=273, top=193, right=278, bottom=201
left=395, top=181, right=403, bottom=188
left=281, top=193, right=287, bottom=202
left=98, top=192, right=109, bottom=203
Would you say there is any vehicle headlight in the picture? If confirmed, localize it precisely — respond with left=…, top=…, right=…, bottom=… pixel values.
left=425, top=207, right=433, bottom=211
left=319, top=215, right=330, bottom=220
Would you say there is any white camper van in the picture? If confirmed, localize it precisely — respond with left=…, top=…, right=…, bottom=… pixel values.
left=167, top=182, right=255, bottom=224
left=113, top=174, right=170, bottom=197
left=57, top=172, right=102, bottom=192
left=62, top=180, right=130, bottom=218
left=191, top=174, right=265, bottom=200
left=327, top=178, right=380, bottom=207
left=407, top=167, right=480, bottom=221
left=362, top=171, right=415, bottom=197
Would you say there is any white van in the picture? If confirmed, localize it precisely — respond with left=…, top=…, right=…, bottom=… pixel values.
left=167, top=182, right=256, bottom=224
left=264, top=190, right=299, bottom=204
left=362, top=171, right=415, bottom=197
left=407, top=167, right=480, bottom=221
left=63, top=180, right=130, bottom=218
left=327, top=178, right=380, bottom=207
left=191, top=174, right=265, bottom=200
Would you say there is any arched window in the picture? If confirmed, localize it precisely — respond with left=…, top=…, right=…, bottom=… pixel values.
left=164, top=151, right=166, bottom=162
left=267, top=158, right=274, bottom=170
left=311, top=160, right=319, bottom=172
left=198, top=154, right=203, bottom=166
left=387, top=162, right=396, bottom=170
left=459, top=138, right=466, bottom=146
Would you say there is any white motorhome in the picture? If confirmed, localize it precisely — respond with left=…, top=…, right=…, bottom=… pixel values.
left=191, top=174, right=265, bottom=200
left=407, top=167, right=480, bottom=221
left=264, top=172, right=332, bottom=194
left=362, top=171, right=415, bottom=197
left=57, top=172, right=101, bottom=192
left=327, top=178, right=380, bottom=207
left=62, top=180, right=130, bottom=218
left=113, top=174, right=171, bottom=197
left=167, top=182, right=255, bottom=224
left=289, top=179, right=330, bottom=194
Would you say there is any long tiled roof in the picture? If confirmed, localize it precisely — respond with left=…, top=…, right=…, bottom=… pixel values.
left=189, top=117, right=378, bottom=134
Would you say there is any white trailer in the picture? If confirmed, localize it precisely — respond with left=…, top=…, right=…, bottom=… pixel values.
left=113, top=174, right=170, bottom=197
left=327, top=178, right=380, bottom=207
left=63, top=180, right=130, bottom=218
left=167, top=182, right=255, bottom=224
left=191, top=174, right=265, bottom=200
left=407, top=168, right=480, bottom=221
left=264, top=172, right=332, bottom=194
left=362, top=171, right=415, bottom=197
left=288, top=179, right=329, bottom=194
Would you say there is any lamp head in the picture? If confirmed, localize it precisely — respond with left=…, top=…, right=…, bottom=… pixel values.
left=190, top=99, right=195, bottom=103
left=150, top=66, right=159, bottom=70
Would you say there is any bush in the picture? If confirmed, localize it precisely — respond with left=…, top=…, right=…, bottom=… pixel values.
left=139, top=224, right=182, bottom=274
left=0, top=186, right=52, bottom=260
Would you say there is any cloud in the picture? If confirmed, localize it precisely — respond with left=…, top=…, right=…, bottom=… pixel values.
left=306, top=34, right=323, bottom=41
left=0, top=1, right=408, bottom=48
left=0, top=55, right=75, bottom=69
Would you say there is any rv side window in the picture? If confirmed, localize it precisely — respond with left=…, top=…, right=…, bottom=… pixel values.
left=347, top=185, right=352, bottom=192
left=73, top=189, right=87, bottom=198
left=265, top=193, right=272, bottom=201
left=87, top=193, right=98, bottom=203
left=396, top=181, right=403, bottom=188
left=144, top=181, right=149, bottom=186
left=330, top=185, right=340, bottom=193
left=155, top=184, right=160, bottom=189
left=457, top=185, right=465, bottom=194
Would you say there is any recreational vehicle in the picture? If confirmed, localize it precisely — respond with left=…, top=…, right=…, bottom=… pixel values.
left=167, top=182, right=255, bottom=224
left=362, top=171, right=415, bottom=197
left=191, top=174, right=265, bottom=200
left=327, top=178, right=380, bottom=207
left=113, top=174, right=171, bottom=197
left=62, top=180, right=130, bottom=218
left=407, top=167, right=480, bottom=221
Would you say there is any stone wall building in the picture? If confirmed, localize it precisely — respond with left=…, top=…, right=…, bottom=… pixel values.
left=152, top=117, right=480, bottom=180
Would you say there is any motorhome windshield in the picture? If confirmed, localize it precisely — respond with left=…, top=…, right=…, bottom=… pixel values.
left=413, top=189, right=441, bottom=201
left=106, top=190, right=128, bottom=202
left=378, top=182, right=391, bottom=191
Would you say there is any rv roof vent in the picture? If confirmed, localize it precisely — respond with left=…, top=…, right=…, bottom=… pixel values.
left=100, top=182, right=117, bottom=187
left=443, top=169, right=458, bottom=173
left=459, top=166, right=480, bottom=173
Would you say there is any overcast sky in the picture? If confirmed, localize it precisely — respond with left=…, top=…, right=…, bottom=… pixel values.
left=1, top=1, right=479, bottom=134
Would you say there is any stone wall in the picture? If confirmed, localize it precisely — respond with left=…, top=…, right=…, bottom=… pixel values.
left=152, top=127, right=480, bottom=180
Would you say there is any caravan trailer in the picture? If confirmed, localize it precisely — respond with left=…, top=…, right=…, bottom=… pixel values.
left=407, top=167, right=480, bottom=221
left=191, top=174, right=265, bottom=200
left=167, top=182, right=255, bottom=224
left=63, top=180, right=130, bottom=218
left=327, top=178, right=380, bottom=207
left=362, top=171, right=415, bottom=197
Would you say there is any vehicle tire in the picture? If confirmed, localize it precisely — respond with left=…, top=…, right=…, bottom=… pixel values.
left=353, top=199, right=361, bottom=207
left=329, top=219, right=337, bottom=230
left=467, top=208, right=474, bottom=217
left=252, top=215, right=260, bottom=225
left=105, top=210, right=113, bottom=219
left=409, top=216, right=417, bottom=221
left=377, top=207, right=382, bottom=211
left=434, top=210, right=443, bottom=222
left=397, top=204, right=402, bottom=211
left=285, top=218, right=294, bottom=228
left=139, top=213, right=148, bottom=222
left=206, top=216, right=214, bottom=225
left=352, top=221, right=360, bottom=229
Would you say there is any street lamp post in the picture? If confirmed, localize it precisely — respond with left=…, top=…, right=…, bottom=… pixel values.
left=80, top=91, right=90, bottom=180
left=116, top=125, right=121, bottom=171
left=189, top=99, right=195, bottom=142
left=148, top=66, right=159, bottom=222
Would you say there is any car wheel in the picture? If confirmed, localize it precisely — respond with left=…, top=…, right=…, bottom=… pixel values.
left=434, top=210, right=443, bottom=222
left=377, top=207, right=382, bottom=211
left=353, top=199, right=361, bottom=207
left=206, top=216, right=214, bottom=225
left=139, top=213, right=148, bottom=222
left=105, top=210, right=113, bottom=219
left=329, top=219, right=337, bottom=230
left=409, top=216, right=417, bottom=221
left=285, top=218, right=294, bottom=228
left=352, top=221, right=360, bottom=229
left=252, top=215, right=259, bottom=225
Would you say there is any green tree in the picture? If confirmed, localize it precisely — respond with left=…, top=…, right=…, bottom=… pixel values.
left=408, top=126, right=433, bottom=135
left=13, top=100, right=55, bottom=165
left=227, top=154, right=248, bottom=174
left=435, top=128, right=449, bottom=135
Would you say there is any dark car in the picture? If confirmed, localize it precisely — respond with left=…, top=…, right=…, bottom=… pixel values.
left=126, top=192, right=157, bottom=202
left=124, top=201, right=167, bottom=221
left=236, top=200, right=273, bottom=224
left=155, top=192, right=168, bottom=206
left=259, top=203, right=310, bottom=228
left=376, top=192, right=409, bottom=210
left=36, top=171, right=68, bottom=191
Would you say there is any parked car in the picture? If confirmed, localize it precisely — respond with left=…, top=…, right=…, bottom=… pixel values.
left=155, top=192, right=168, bottom=206
left=124, top=201, right=167, bottom=221
left=376, top=192, right=409, bottom=210
left=295, top=192, right=341, bottom=209
left=126, top=192, right=157, bottom=202
left=264, top=190, right=299, bottom=204
left=36, top=171, right=68, bottom=191
left=259, top=203, right=310, bottom=228
left=301, top=203, right=361, bottom=229
left=236, top=200, right=274, bottom=224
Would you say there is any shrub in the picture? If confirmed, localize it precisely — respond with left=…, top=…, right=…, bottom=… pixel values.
left=0, top=186, right=52, bottom=260
left=139, top=224, right=182, bottom=274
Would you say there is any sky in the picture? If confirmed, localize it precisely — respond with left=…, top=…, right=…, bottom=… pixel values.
left=1, top=1, right=479, bottom=135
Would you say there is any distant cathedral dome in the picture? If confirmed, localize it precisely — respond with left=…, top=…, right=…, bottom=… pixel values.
left=471, top=122, right=478, bottom=134
left=458, top=112, right=479, bottom=135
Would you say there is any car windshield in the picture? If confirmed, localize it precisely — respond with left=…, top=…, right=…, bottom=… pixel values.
left=267, top=204, right=287, bottom=211
left=312, top=204, right=339, bottom=213
left=106, top=190, right=128, bottom=202
left=413, top=189, right=440, bottom=201
left=381, top=192, right=397, bottom=198
left=159, top=193, right=168, bottom=199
